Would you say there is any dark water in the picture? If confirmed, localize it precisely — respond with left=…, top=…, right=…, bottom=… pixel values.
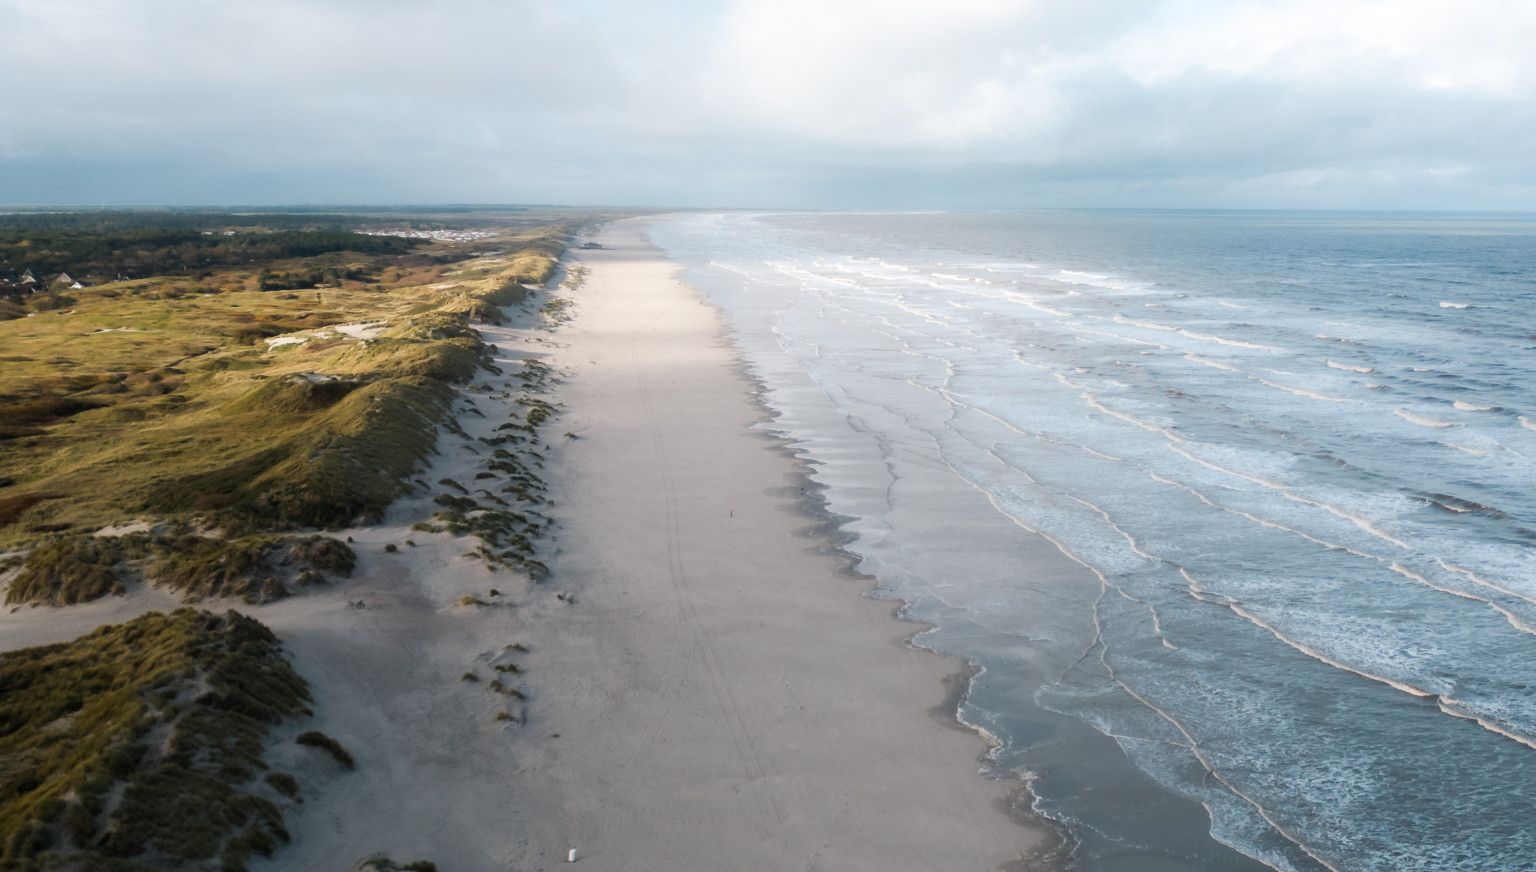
left=651, top=210, right=1536, bottom=871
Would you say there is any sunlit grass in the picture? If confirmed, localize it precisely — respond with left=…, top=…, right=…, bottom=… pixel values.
left=0, top=225, right=565, bottom=569
left=0, top=609, right=310, bottom=870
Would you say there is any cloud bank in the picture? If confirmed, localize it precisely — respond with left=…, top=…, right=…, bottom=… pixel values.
left=2, top=0, right=1533, bottom=208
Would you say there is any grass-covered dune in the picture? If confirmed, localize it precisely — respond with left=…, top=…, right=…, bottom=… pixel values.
left=7, top=533, right=355, bottom=607
left=0, top=212, right=570, bottom=606
left=0, top=609, right=321, bottom=871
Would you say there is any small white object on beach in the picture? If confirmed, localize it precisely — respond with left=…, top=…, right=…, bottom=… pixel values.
left=567, top=847, right=577, bottom=862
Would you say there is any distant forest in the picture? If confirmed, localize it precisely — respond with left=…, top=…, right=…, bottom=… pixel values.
left=0, top=212, right=428, bottom=279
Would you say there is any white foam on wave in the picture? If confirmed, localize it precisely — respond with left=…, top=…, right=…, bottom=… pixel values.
left=1113, top=315, right=1278, bottom=351
left=1440, top=301, right=1469, bottom=309
left=1252, top=377, right=1349, bottom=403
left=1051, top=269, right=1149, bottom=293
left=708, top=260, right=749, bottom=276
left=1396, top=409, right=1457, bottom=429
left=1326, top=359, right=1374, bottom=373
left=1217, top=300, right=1245, bottom=309
left=1065, top=326, right=1170, bottom=349
left=1453, top=400, right=1494, bottom=412
left=1153, top=467, right=1536, bottom=647
left=1437, top=559, right=1536, bottom=610
left=1013, top=296, right=1071, bottom=318
left=1446, top=443, right=1491, bottom=457
left=1390, top=563, right=1479, bottom=600
left=1521, top=417, right=1536, bottom=432
left=1054, top=373, right=1180, bottom=438
left=1206, top=579, right=1536, bottom=748
left=1165, top=442, right=1410, bottom=549
left=1185, top=353, right=1238, bottom=372
left=1150, top=471, right=1373, bottom=560
left=1178, top=566, right=1530, bottom=762
left=1080, top=445, right=1124, bottom=462
left=1436, top=699, right=1536, bottom=751
left=1223, top=594, right=1437, bottom=700
left=1058, top=269, right=1109, bottom=282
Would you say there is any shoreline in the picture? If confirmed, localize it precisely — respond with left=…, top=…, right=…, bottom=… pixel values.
left=0, top=214, right=1251, bottom=871
left=741, top=353, right=1076, bottom=865
left=489, top=216, right=1067, bottom=869
left=651, top=212, right=1279, bottom=872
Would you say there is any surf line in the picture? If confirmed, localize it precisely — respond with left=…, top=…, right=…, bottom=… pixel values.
left=1163, top=442, right=1409, bottom=550
left=1181, top=565, right=1536, bottom=750
left=1148, top=470, right=1536, bottom=636
left=922, top=441, right=1340, bottom=871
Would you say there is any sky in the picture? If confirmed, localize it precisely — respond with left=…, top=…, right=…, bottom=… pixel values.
left=3, top=0, right=1534, bottom=210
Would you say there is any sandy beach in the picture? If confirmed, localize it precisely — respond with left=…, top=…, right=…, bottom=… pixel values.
left=0, top=217, right=1059, bottom=870
left=492, top=218, right=1061, bottom=870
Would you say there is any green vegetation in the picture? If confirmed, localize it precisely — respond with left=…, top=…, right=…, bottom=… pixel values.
left=0, top=211, right=570, bottom=605
left=4, top=532, right=355, bottom=607
left=0, top=609, right=310, bottom=871
left=0, top=222, right=419, bottom=283
left=293, top=731, right=353, bottom=770
left=2, top=535, right=133, bottom=605
left=486, top=680, right=523, bottom=699
left=359, top=856, right=438, bottom=872
left=411, top=359, right=557, bottom=578
left=264, top=772, right=299, bottom=799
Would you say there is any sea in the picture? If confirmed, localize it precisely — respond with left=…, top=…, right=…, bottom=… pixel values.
left=648, top=210, right=1536, bottom=872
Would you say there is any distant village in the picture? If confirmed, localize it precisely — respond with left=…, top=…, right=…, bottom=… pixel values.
left=357, top=228, right=496, bottom=243
left=0, top=268, right=101, bottom=296
left=0, top=227, right=577, bottom=300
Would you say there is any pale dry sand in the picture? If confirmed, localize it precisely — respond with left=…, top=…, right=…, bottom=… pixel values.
left=0, top=218, right=1061, bottom=870
left=495, top=218, right=1058, bottom=870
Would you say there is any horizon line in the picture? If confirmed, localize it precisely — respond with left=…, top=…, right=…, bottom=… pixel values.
left=3, top=203, right=1536, bottom=217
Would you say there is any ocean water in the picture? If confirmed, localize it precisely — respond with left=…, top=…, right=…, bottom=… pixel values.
left=649, top=210, right=1536, bottom=871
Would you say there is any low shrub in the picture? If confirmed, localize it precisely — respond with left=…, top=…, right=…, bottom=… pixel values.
left=0, top=610, right=309, bottom=870
left=295, top=731, right=354, bottom=770
left=4, top=534, right=138, bottom=605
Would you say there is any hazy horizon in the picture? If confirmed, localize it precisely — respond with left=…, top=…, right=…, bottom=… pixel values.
left=8, top=204, right=1536, bottom=216
left=4, top=0, right=1534, bottom=211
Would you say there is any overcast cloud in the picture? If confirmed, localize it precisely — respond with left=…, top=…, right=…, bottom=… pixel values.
left=3, top=0, right=1534, bottom=208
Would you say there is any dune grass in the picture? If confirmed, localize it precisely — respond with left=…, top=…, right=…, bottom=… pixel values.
left=409, top=357, right=558, bottom=579
left=293, top=731, right=353, bottom=770
left=4, top=532, right=356, bottom=607
left=360, top=856, right=438, bottom=872
left=0, top=609, right=310, bottom=870
left=0, top=217, right=569, bottom=605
